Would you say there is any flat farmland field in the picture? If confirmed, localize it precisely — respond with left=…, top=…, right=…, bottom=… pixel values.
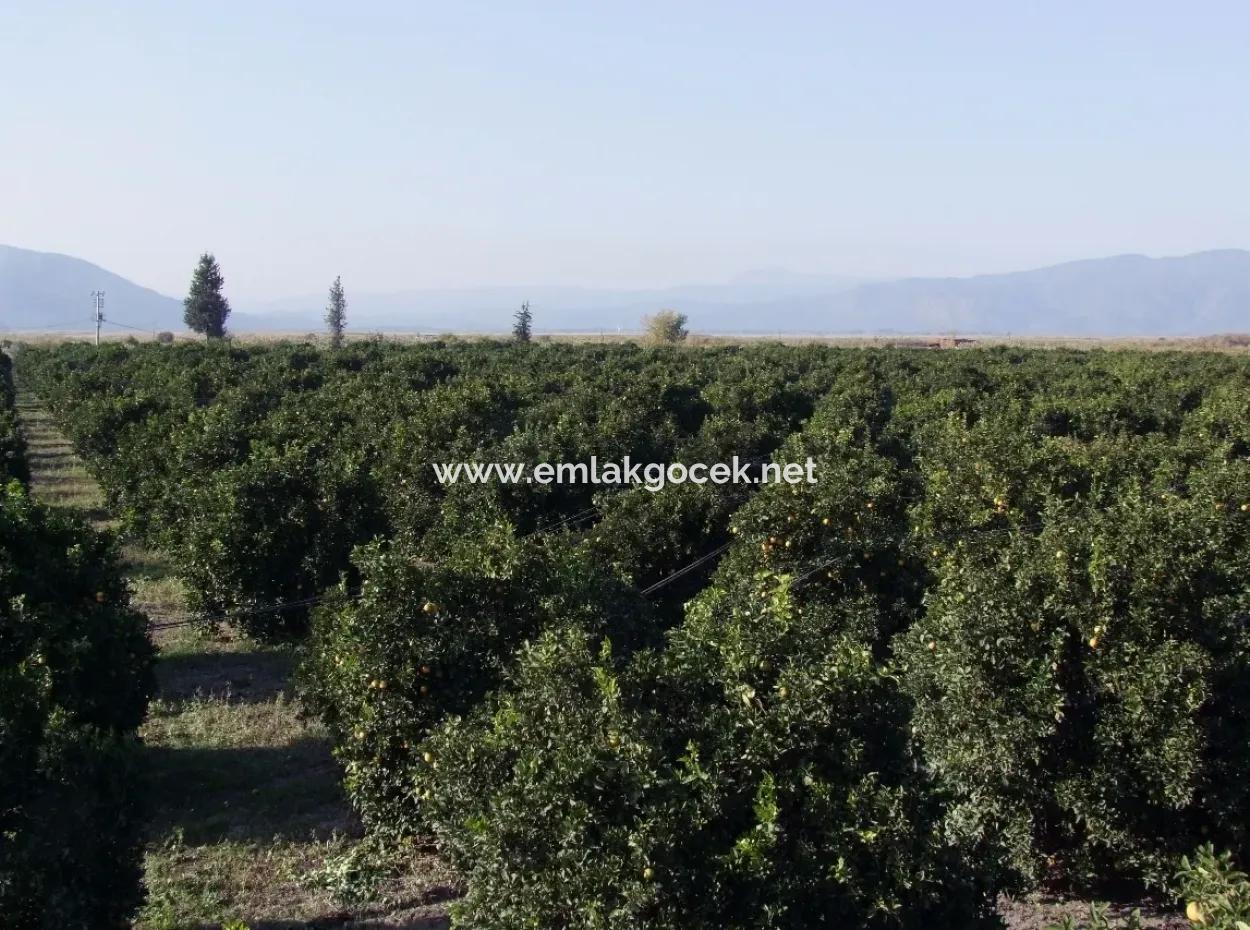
left=6, top=340, right=1250, bottom=929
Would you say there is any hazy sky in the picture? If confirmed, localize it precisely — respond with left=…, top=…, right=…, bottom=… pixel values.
left=4, top=1, right=1249, bottom=302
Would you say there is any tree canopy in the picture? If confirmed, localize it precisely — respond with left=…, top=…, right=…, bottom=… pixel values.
left=183, top=253, right=230, bottom=340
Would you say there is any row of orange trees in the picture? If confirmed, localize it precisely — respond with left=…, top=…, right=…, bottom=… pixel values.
left=21, top=340, right=1250, bottom=928
left=0, top=354, right=28, bottom=483
left=1, top=350, right=154, bottom=927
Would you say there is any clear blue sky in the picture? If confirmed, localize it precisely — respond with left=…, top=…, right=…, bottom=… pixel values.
left=3, top=1, right=1248, bottom=302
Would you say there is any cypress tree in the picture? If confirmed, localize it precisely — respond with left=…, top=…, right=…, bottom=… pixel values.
left=512, top=301, right=533, bottom=343
left=183, top=253, right=230, bottom=340
left=326, top=276, right=347, bottom=348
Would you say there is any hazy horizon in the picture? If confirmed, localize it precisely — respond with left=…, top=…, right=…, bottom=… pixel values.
left=5, top=2, right=1250, bottom=306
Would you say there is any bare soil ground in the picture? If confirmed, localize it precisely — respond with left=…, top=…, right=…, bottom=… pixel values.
left=996, top=894, right=1187, bottom=930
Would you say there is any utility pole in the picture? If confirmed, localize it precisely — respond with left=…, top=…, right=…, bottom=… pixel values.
left=91, top=290, right=105, bottom=346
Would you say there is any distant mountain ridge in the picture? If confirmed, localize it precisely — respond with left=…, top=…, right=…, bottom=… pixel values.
left=817, top=250, right=1250, bottom=336
left=0, top=244, right=184, bottom=332
left=3, top=244, right=1248, bottom=337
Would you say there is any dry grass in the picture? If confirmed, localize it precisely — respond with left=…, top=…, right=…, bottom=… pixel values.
left=141, top=836, right=454, bottom=930
left=10, top=329, right=1250, bottom=354
left=15, top=395, right=111, bottom=519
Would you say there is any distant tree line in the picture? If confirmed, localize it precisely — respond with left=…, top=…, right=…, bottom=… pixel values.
left=180, top=257, right=691, bottom=345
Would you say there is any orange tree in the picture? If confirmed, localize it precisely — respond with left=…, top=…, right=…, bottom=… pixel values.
left=298, top=518, right=656, bottom=840
left=0, top=353, right=28, bottom=483
left=898, top=408, right=1250, bottom=888
left=0, top=482, right=154, bottom=926
left=401, top=401, right=998, bottom=930
left=411, top=545, right=995, bottom=929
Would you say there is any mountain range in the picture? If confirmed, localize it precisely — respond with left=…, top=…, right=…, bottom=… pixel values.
left=0, top=245, right=186, bottom=334
left=2, top=243, right=1248, bottom=337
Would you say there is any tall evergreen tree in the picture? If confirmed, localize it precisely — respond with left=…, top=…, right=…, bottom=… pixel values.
left=326, top=275, right=347, bottom=348
left=183, top=253, right=230, bottom=339
left=512, top=301, right=533, bottom=343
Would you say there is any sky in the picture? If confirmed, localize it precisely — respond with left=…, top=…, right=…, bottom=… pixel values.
left=3, top=1, right=1249, bottom=303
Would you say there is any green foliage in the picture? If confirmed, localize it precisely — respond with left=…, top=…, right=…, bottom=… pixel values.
left=644, top=308, right=688, bottom=344
left=1176, top=846, right=1250, bottom=929
left=1050, top=847, right=1250, bottom=929
left=0, top=353, right=29, bottom=484
left=326, top=275, right=347, bottom=348
left=183, top=252, right=231, bottom=339
left=899, top=411, right=1250, bottom=887
left=310, top=837, right=397, bottom=906
left=416, top=580, right=996, bottom=930
left=0, top=483, right=154, bottom=927
left=19, top=341, right=838, bottom=637
left=300, top=530, right=654, bottom=839
left=18, top=337, right=1250, bottom=918
left=512, top=300, right=532, bottom=343
left=1046, top=903, right=1144, bottom=930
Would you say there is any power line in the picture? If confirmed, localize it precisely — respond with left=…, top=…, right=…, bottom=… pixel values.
left=146, top=504, right=612, bottom=632
left=140, top=489, right=1244, bottom=632
left=640, top=540, right=734, bottom=596
left=102, top=318, right=154, bottom=335
left=140, top=453, right=830, bottom=629
left=6, top=318, right=94, bottom=332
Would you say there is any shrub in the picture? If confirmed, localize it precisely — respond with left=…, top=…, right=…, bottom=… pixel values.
left=415, top=578, right=998, bottom=930
left=156, top=331, right=175, bottom=344
left=644, top=310, right=689, bottom=344
left=0, top=353, right=28, bottom=484
left=1051, top=846, right=1250, bottom=930
left=299, top=528, right=655, bottom=839
left=1176, top=845, right=1250, bottom=929
left=899, top=414, right=1250, bottom=888
left=1045, top=903, right=1144, bottom=930
left=0, top=483, right=154, bottom=927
